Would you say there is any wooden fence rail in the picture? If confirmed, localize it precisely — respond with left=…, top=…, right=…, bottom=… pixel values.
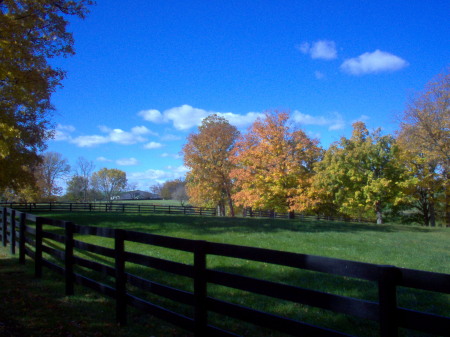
left=1, top=202, right=376, bottom=222
left=0, top=207, right=449, bottom=337
left=0, top=202, right=216, bottom=217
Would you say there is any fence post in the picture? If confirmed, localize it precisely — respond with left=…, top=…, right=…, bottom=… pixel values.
left=9, top=209, right=16, bottom=255
left=2, top=208, right=7, bottom=247
left=194, top=240, right=207, bottom=336
left=65, top=221, right=75, bottom=296
left=35, top=217, right=44, bottom=278
left=115, top=229, right=127, bottom=326
left=19, top=212, right=26, bottom=264
left=378, top=265, right=400, bottom=337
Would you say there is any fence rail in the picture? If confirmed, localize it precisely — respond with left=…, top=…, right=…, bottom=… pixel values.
left=0, top=202, right=216, bottom=216
left=0, top=207, right=449, bottom=337
left=1, top=202, right=376, bottom=222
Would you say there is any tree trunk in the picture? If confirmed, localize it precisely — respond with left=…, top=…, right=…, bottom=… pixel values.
left=225, top=185, right=235, bottom=217
left=429, top=200, right=436, bottom=227
left=446, top=170, right=450, bottom=227
left=375, top=201, right=383, bottom=224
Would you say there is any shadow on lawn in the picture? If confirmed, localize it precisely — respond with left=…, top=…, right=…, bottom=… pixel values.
left=49, top=212, right=436, bottom=236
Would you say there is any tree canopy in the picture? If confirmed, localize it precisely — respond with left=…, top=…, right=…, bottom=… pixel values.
left=230, top=111, right=322, bottom=214
left=314, top=122, right=406, bottom=224
left=397, top=68, right=450, bottom=225
left=0, top=0, right=94, bottom=192
left=91, top=168, right=127, bottom=202
left=183, top=114, right=239, bottom=216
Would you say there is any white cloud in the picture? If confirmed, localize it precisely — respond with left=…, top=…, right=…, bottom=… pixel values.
left=71, top=125, right=155, bottom=147
left=53, top=124, right=75, bottom=141
left=218, top=112, right=263, bottom=129
left=129, top=165, right=188, bottom=184
left=138, top=104, right=263, bottom=131
left=138, top=109, right=165, bottom=123
left=164, top=105, right=209, bottom=130
left=314, top=71, right=325, bottom=80
left=292, top=110, right=345, bottom=131
left=352, top=115, right=370, bottom=123
left=97, top=156, right=112, bottom=162
left=161, top=134, right=182, bottom=141
left=161, top=152, right=182, bottom=159
left=72, top=134, right=109, bottom=147
left=144, top=141, right=163, bottom=149
left=298, top=40, right=337, bottom=60
left=341, top=50, right=408, bottom=75
left=116, top=157, right=139, bottom=166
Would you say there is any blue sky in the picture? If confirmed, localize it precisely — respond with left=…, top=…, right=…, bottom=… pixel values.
left=48, top=0, right=450, bottom=190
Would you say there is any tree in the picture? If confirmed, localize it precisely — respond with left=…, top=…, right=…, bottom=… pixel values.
left=0, top=0, right=94, bottom=192
left=182, top=114, right=239, bottom=216
left=65, top=175, right=88, bottom=202
left=159, top=179, right=185, bottom=201
left=149, top=183, right=163, bottom=198
left=172, top=181, right=188, bottom=206
left=314, top=122, right=406, bottom=224
left=230, top=111, right=322, bottom=214
left=91, top=168, right=127, bottom=202
left=35, top=151, right=70, bottom=200
left=75, top=157, right=95, bottom=202
left=398, top=69, right=450, bottom=225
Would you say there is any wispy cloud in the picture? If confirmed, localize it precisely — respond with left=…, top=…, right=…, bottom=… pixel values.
left=116, top=157, right=139, bottom=166
left=341, top=50, right=408, bottom=75
left=292, top=111, right=345, bottom=131
left=161, top=152, right=182, bottom=159
left=298, top=40, right=337, bottom=60
left=314, top=71, right=325, bottom=80
left=53, top=124, right=76, bottom=141
left=96, top=156, right=112, bottom=162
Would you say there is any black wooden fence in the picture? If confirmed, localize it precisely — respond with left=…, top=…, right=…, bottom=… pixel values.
left=0, top=202, right=216, bottom=216
left=1, top=202, right=374, bottom=222
left=0, top=207, right=449, bottom=337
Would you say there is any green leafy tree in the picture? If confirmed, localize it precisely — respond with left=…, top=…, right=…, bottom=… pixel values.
left=314, top=122, right=406, bottom=224
left=91, top=168, right=127, bottom=202
left=0, top=0, right=94, bottom=192
left=182, top=114, right=239, bottom=216
left=65, top=175, right=88, bottom=202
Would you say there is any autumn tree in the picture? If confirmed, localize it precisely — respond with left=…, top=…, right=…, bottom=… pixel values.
left=91, top=168, right=127, bottom=202
left=398, top=69, right=450, bottom=225
left=0, top=0, right=94, bottom=192
left=35, top=151, right=71, bottom=200
left=314, top=122, right=406, bottom=224
left=183, top=114, right=239, bottom=216
left=230, top=111, right=322, bottom=214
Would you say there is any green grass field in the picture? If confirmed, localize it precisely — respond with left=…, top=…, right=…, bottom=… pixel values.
left=1, top=213, right=449, bottom=336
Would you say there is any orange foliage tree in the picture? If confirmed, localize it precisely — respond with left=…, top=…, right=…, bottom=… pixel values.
left=182, top=114, right=239, bottom=216
left=230, top=111, right=322, bottom=214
